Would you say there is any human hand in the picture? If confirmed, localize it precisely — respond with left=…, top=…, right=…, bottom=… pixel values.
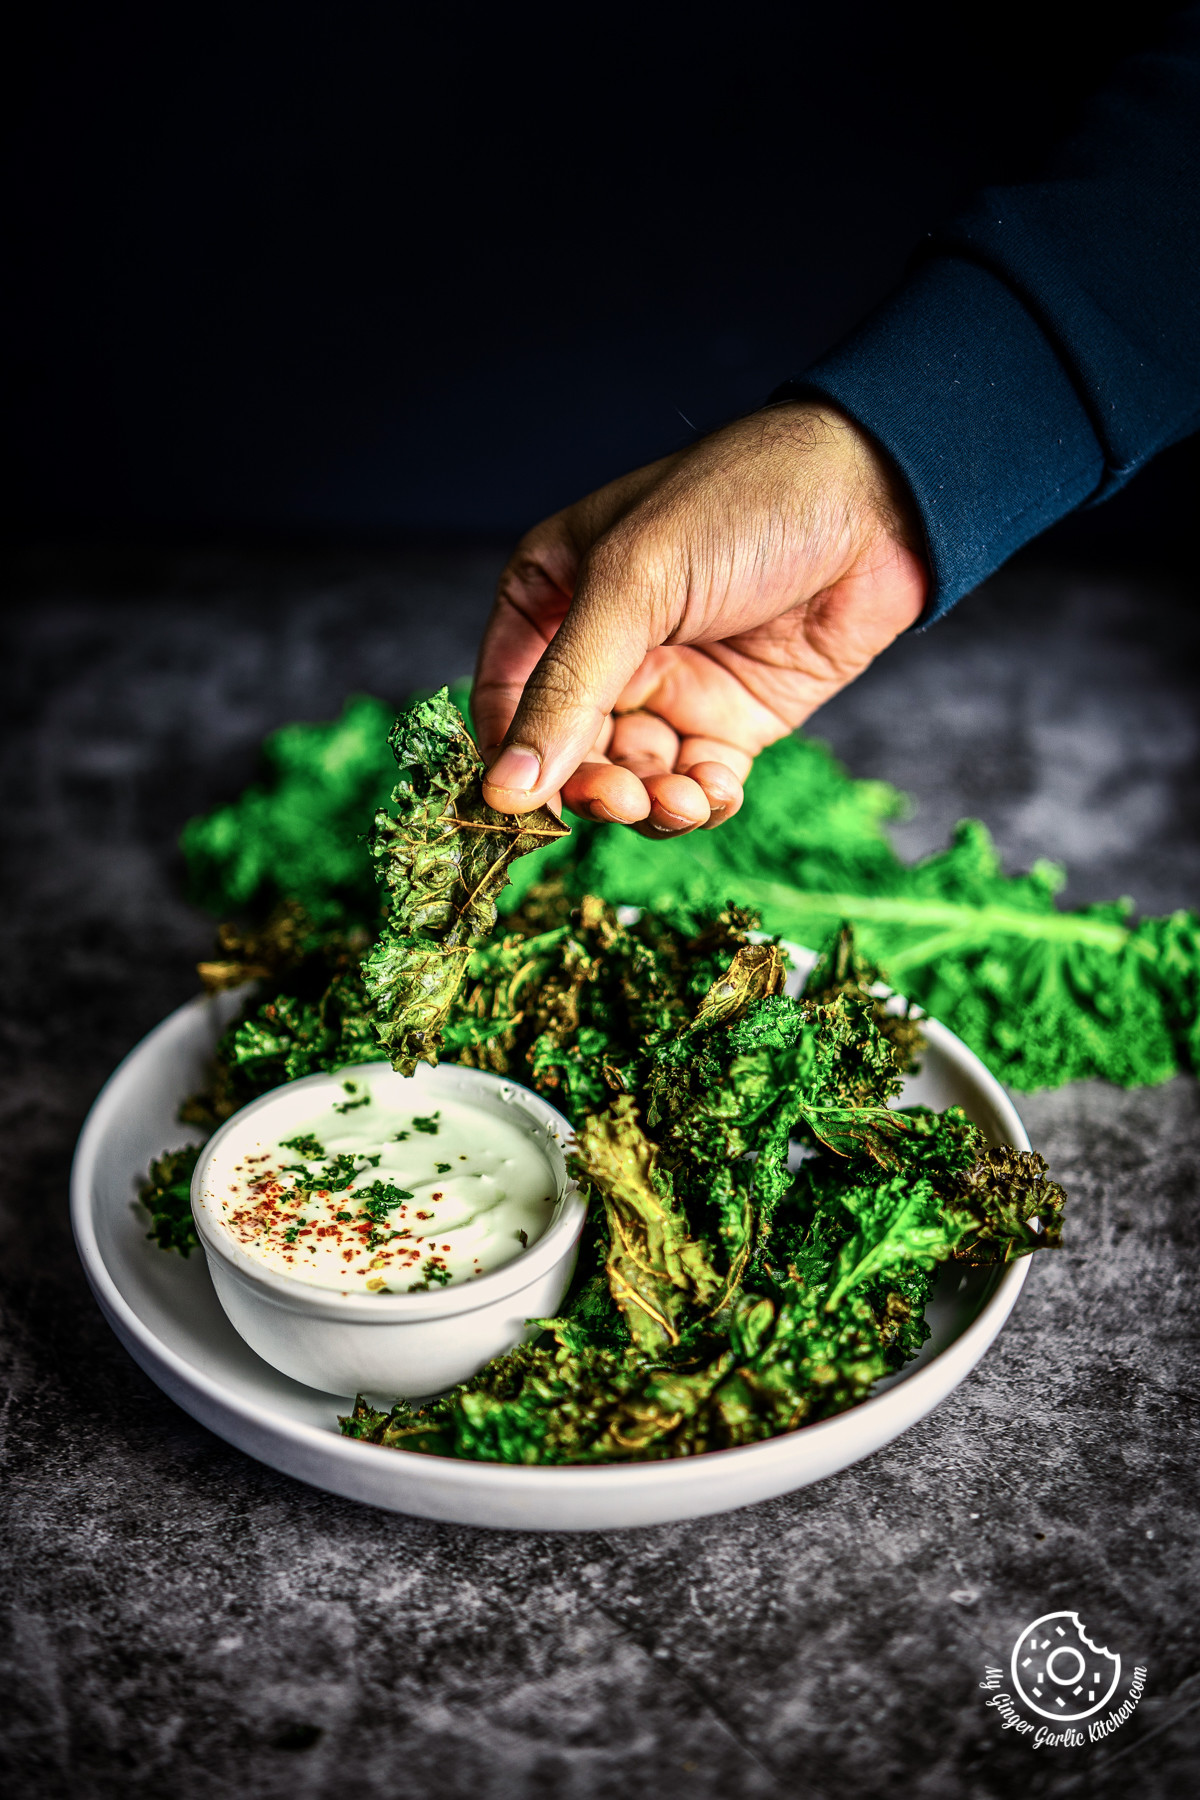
left=472, top=402, right=927, bottom=835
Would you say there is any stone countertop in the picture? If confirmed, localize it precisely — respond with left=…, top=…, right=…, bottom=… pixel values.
left=1, top=547, right=1197, bottom=1800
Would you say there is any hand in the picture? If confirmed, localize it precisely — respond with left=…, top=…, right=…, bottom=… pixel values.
left=472, top=402, right=927, bottom=835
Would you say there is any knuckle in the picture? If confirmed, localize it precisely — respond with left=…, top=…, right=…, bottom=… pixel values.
left=495, top=557, right=553, bottom=608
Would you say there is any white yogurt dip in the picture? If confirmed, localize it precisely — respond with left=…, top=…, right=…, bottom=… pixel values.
left=206, top=1071, right=559, bottom=1293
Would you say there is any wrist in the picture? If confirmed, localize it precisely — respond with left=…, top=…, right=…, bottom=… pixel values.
left=758, top=397, right=927, bottom=565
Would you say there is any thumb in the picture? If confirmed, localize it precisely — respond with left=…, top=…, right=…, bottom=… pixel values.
left=481, top=544, right=667, bottom=813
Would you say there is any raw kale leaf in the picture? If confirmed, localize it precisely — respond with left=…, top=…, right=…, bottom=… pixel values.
left=181, top=694, right=400, bottom=927
left=362, top=690, right=568, bottom=1074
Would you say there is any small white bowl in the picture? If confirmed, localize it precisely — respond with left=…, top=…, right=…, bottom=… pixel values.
left=190, top=1061, right=585, bottom=1397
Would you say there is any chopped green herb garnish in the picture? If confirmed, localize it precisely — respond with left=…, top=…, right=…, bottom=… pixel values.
left=408, top=1259, right=454, bottom=1291
left=282, top=1151, right=370, bottom=1194
left=279, top=1134, right=326, bottom=1158
left=355, top=1180, right=414, bottom=1223
left=411, top=1114, right=440, bottom=1135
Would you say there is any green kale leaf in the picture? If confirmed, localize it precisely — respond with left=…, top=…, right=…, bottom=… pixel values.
left=496, top=728, right=1200, bottom=1093
left=363, top=690, right=569, bottom=1074
left=573, top=1095, right=724, bottom=1352
left=139, top=1145, right=203, bottom=1255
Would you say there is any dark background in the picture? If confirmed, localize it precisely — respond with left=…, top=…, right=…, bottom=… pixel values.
left=3, top=0, right=1196, bottom=555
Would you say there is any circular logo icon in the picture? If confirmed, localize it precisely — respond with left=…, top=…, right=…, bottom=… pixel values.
left=1011, top=1611, right=1121, bottom=1722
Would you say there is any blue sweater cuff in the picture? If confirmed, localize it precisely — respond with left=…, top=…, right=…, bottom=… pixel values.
left=773, top=256, right=1107, bottom=622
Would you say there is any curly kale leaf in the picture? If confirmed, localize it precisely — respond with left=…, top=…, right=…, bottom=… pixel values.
left=689, top=940, right=788, bottom=1030
left=711, top=991, right=913, bottom=1168
left=181, top=694, right=401, bottom=927
left=809, top=1151, right=1060, bottom=1338
left=189, top=690, right=1200, bottom=1094
left=363, top=690, right=568, bottom=1074
left=222, top=967, right=380, bottom=1091
left=785, top=1112, right=1064, bottom=1355
left=498, top=724, right=1200, bottom=1093
left=139, top=1145, right=203, bottom=1255
left=180, top=908, right=381, bottom=1129
left=802, top=922, right=925, bottom=1073
left=819, top=1173, right=963, bottom=1309
left=338, top=1284, right=893, bottom=1463
left=194, top=899, right=337, bottom=994
left=943, top=1147, right=1066, bottom=1262
left=337, top=903, right=1067, bottom=1463
left=572, top=1096, right=724, bottom=1351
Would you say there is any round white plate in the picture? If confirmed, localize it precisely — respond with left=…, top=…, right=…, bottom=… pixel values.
left=71, top=959, right=1032, bottom=1531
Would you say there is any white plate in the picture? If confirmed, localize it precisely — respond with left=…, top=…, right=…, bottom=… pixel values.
left=70, top=957, right=1032, bottom=1531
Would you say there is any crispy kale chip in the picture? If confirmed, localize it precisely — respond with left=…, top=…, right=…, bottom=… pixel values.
left=362, top=689, right=568, bottom=1074
left=179, top=910, right=379, bottom=1129
left=139, top=1145, right=203, bottom=1255
left=338, top=1285, right=894, bottom=1465
left=576, top=1095, right=724, bottom=1352
left=343, top=909, right=1066, bottom=1464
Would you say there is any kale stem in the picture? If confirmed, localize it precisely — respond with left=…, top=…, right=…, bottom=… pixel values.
left=729, top=880, right=1147, bottom=956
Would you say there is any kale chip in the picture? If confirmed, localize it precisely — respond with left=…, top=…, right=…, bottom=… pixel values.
left=363, top=689, right=568, bottom=1074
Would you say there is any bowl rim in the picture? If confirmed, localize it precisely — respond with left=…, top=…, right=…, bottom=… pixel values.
left=190, top=1060, right=587, bottom=1322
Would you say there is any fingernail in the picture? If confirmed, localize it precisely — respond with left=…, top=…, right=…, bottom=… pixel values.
left=486, top=744, right=542, bottom=794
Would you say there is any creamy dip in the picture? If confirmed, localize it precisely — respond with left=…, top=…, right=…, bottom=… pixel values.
left=210, top=1075, right=558, bottom=1293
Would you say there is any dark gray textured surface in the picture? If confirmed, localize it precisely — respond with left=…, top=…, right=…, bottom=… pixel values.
left=1, top=547, right=1198, bottom=1799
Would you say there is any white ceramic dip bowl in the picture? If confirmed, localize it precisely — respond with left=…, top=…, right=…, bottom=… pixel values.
left=191, top=1060, right=584, bottom=1397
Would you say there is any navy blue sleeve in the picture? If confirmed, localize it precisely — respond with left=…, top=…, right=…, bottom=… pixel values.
left=773, top=6, right=1200, bottom=622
